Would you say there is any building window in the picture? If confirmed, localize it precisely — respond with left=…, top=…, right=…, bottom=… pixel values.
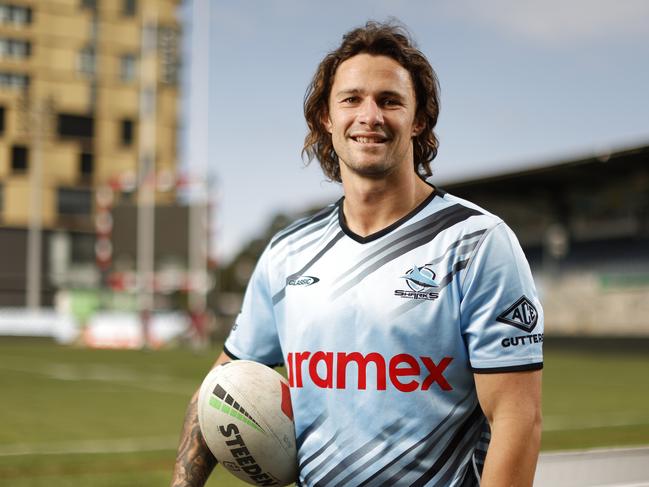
left=122, top=0, right=136, bottom=16
left=120, top=54, right=136, bottom=82
left=0, top=5, right=32, bottom=25
left=70, top=233, right=95, bottom=263
left=0, top=38, right=31, bottom=59
left=121, top=119, right=134, bottom=146
left=0, top=106, right=4, bottom=135
left=80, top=152, right=93, bottom=177
left=57, top=113, right=94, bottom=139
left=11, top=145, right=28, bottom=172
left=58, top=188, right=92, bottom=216
left=77, top=47, right=95, bottom=77
left=0, top=71, right=29, bottom=89
left=80, top=0, right=97, bottom=10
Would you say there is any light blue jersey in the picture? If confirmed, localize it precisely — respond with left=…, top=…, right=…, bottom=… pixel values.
left=224, top=188, right=543, bottom=487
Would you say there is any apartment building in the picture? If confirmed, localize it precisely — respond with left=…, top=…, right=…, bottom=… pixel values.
left=0, top=0, right=181, bottom=306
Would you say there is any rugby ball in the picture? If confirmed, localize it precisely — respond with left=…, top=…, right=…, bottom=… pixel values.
left=197, top=360, right=297, bottom=486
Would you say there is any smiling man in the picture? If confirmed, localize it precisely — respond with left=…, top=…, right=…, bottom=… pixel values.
left=172, top=21, right=543, bottom=487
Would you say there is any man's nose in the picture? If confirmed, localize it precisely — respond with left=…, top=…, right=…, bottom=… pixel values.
left=358, top=99, right=384, bottom=126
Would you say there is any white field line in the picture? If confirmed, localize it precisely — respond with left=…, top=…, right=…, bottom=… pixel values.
left=0, top=363, right=196, bottom=396
left=0, top=436, right=179, bottom=457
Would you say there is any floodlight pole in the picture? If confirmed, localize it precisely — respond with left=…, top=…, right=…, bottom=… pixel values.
left=26, top=99, right=45, bottom=310
left=187, top=0, right=211, bottom=346
left=137, top=7, right=158, bottom=347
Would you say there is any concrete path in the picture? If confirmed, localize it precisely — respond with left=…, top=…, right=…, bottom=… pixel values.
left=535, top=446, right=649, bottom=486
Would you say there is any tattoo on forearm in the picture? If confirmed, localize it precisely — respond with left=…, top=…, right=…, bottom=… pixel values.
left=170, top=393, right=217, bottom=487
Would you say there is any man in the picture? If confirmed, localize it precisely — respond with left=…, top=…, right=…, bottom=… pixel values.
left=172, top=21, right=543, bottom=487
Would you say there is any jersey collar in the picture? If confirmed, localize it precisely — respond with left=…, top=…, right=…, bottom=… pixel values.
left=337, top=182, right=442, bottom=244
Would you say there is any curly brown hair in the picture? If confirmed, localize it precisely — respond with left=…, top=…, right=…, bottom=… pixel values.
left=302, top=20, right=441, bottom=183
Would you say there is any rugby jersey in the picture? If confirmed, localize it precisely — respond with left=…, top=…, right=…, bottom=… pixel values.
left=224, top=187, right=543, bottom=486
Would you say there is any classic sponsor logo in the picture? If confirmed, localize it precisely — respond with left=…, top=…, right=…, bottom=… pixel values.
left=501, top=333, right=544, bottom=348
left=496, top=296, right=538, bottom=332
left=287, top=275, right=320, bottom=286
left=395, top=265, right=440, bottom=300
left=219, top=423, right=279, bottom=486
left=286, top=351, right=453, bottom=392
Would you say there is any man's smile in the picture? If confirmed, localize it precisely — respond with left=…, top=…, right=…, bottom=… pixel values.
left=350, top=134, right=389, bottom=144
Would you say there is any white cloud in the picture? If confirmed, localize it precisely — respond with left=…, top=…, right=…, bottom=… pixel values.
left=444, top=0, right=649, bottom=46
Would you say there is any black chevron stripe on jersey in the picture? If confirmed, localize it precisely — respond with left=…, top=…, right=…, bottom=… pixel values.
left=301, top=428, right=359, bottom=486
left=270, top=204, right=338, bottom=249
left=458, top=465, right=481, bottom=487
left=354, top=391, right=476, bottom=486
left=301, top=418, right=402, bottom=486
left=375, top=405, right=482, bottom=486
left=424, top=229, right=486, bottom=267
left=409, top=405, right=483, bottom=487
left=336, top=423, right=421, bottom=486
left=272, top=231, right=345, bottom=305
left=431, top=418, right=486, bottom=487
left=332, top=419, right=426, bottom=486
left=311, top=420, right=404, bottom=486
left=299, top=432, right=340, bottom=472
left=381, top=413, right=473, bottom=485
left=332, top=204, right=482, bottom=299
left=284, top=218, right=341, bottom=259
left=297, top=413, right=327, bottom=450
left=336, top=203, right=476, bottom=284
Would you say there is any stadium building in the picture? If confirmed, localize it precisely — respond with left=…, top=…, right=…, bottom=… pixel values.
left=0, top=0, right=181, bottom=307
left=444, top=143, right=649, bottom=337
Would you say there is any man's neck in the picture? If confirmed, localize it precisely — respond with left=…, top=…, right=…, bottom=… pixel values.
left=340, top=170, right=433, bottom=238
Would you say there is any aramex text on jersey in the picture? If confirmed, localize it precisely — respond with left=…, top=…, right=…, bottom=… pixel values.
left=286, top=351, right=453, bottom=392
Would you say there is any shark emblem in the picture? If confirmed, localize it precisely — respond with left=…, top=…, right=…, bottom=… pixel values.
left=401, top=265, right=439, bottom=291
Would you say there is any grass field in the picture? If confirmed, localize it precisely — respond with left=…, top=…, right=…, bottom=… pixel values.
left=0, top=339, right=648, bottom=486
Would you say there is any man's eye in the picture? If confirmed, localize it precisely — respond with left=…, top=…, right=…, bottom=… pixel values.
left=383, top=99, right=399, bottom=106
left=342, top=97, right=358, bottom=103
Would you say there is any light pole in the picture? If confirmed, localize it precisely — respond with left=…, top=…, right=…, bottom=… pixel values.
left=187, top=0, right=211, bottom=347
left=137, top=6, right=159, bottom=347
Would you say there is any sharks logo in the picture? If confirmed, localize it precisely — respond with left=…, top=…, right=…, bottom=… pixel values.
left=401, top=265, right=439, bottom=291
left=395, top=265, right=440, bottom=300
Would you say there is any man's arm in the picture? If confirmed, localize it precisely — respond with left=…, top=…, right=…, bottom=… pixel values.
left=170, top=351, right=232, bottom=487
left=474, top=369, right=542, bottom=487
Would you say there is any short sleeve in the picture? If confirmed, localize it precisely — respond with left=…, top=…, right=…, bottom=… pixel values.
left=460, top=222, right=544, bottom=372
left=224, top=247, right=284, bottom=366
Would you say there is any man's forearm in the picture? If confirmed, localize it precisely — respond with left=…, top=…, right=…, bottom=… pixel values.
left=480, top=413, right=542, bottom=487
left=170, top=390, right=217, bottom=487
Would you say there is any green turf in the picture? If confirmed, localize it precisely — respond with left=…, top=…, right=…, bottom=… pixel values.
left=0, top=339, right=647, bottom=486
left=541, top=349, right=649, bottom=450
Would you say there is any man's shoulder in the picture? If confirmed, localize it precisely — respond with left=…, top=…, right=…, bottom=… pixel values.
left=434, top=188, right=503, bottom=228
left=267, top=200, right=341, bottom=251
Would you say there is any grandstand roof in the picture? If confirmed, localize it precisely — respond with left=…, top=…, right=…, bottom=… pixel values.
left=443, top=142, right=649, bottom=194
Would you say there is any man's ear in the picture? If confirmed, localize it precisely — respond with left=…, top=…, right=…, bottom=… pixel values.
left=322, top=108, right=333, bottom=134
left=412, top=113, right=425, bottom=137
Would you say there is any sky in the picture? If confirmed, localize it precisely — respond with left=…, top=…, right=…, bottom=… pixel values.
left=181, top=0, right=649, bottom=263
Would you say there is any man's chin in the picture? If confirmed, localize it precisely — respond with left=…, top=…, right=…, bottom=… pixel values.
left=341, top=160, right=396, bottom=179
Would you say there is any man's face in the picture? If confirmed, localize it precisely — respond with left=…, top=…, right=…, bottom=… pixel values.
left=324, top=53, right=423, bottom=180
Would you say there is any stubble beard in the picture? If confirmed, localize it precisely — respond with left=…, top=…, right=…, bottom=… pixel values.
left=339, top=154, right=399, bottom=181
